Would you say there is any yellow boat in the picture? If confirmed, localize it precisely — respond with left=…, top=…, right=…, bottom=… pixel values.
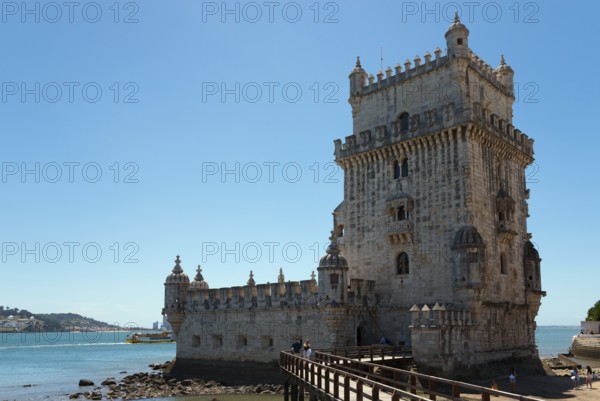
left=124, top=331, right=175, bottom=344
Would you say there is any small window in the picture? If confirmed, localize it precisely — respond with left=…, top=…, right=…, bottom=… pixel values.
left=192, top=335, right=201, bottom=347
left=212, top=334, right=223, bottom=348
left=500, top=253, right=507, bottom=275
left=399, top=113, right=409, bottom=132
left=397, top=206, right=407, bottom=221
left=393, top=160, right=401, bottom=179
left=401, top=159, right=409, bottom=177
left=262, top=335, right=273, bottom=349
left=397, top=252, right=409, bottom=275
left=457, top=38, right=463, bottom=45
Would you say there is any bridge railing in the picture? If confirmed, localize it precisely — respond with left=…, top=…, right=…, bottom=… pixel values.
left=280, top=350, right=431, bottom=401
left=281, top=350, right=546, bottom=401
left=315, top=344, right=411, bottom=361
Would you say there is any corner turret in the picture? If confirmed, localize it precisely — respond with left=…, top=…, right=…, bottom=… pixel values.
left=445, top=12, right=469, bottom=58
left=163, top=255, right=189, bottom=335
left=317, top=231, right=349, bottom=304
left=349, top=56, right=367, bottom=98
left=495, top=55, right=515, bottom=95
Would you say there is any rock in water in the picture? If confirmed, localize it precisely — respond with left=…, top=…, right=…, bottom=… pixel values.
left=78, top=379, right=94, bottom=386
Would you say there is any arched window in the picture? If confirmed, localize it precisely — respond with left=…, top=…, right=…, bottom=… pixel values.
left=397, top=252, right=409, bottom=275
left=393, top=160, right=401, bottom=179
left=399, top=113, right=409, bottom=132
left=401, top=158, right=409, bottom=177
left=500, top=252, right=507, bottom=275
left=397, top=206, right=407, bottom=221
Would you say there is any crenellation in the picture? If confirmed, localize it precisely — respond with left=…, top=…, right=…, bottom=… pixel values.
left=424, top=51, right=431, bottom=64
left=385, top=66, right=392, bottom=79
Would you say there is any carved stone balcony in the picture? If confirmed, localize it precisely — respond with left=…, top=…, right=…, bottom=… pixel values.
left=387, top=220, right=413, bottom=244
left=496, top=220, right=517, bottom=243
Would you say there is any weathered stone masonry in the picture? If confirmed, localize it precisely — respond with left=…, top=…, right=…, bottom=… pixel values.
left=164, top=14, right=545, bottom=381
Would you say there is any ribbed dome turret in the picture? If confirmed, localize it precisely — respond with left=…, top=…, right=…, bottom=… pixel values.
left=165, top=255, right=189, bottom=284
left=319, top=232, right=348, bottom=269
left=495, top=54, right=513, bottom=73
left=190, top=265, right=209, bottom=289
left=453, top=226, right=485, bottom=249
left=446, top=11, right=469, bottom=36
left=524, top=241, right=541, bottom=261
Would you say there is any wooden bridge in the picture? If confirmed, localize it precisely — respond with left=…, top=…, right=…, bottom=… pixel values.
left=280, top=346, right=545, bottom=401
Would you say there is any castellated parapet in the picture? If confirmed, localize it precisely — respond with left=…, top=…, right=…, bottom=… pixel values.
left=164, top=14, right=545, bottom=381
left=164, top=235, right=379, bottom=383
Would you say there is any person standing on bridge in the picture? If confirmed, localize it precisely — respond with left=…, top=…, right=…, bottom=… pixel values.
left=302, top=339, right=312, bottom=360
left=291, top=337, right=302, bottom=354
left=508, top=368, right=516, bottom=392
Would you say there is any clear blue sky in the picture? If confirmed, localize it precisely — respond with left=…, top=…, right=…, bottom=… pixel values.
left=1, top=0, right=598, bottom=328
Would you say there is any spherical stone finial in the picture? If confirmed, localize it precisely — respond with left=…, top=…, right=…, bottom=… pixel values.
left=319, top=231, right=348, bottom=269
left=247, top=270, right=256, bottom=286
left=190, top=264, right=209, bottom=289
left=166, top=254, right=189, bottom=283
left=173, top=255, right=183, bottom=274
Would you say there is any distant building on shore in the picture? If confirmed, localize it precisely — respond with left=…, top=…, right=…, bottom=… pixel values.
left=163, top=15, right=545, bottom=381
left=0, top=315, right=43, bottom=332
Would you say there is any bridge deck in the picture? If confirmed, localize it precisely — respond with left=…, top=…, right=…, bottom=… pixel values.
left=280, top=346, right=546, bottom=401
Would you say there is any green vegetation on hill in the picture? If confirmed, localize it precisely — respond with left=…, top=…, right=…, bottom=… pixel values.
left=0, top=306, right=121, bottom=331
left=586, top=300, right=600, bottom=321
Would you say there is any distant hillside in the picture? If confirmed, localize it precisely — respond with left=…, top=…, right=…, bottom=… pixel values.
left=0, top=307, right=122, bottom=331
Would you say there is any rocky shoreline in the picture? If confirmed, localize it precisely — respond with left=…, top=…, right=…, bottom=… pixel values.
left=68, top=362, right=284, bottom=400
left=66, top=357, right=599, bottom=400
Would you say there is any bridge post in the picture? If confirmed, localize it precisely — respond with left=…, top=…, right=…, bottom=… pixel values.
left=291, top=382, right=298, bottom=401
left=333, top=372, right=340, bottom=398
left=452, top=384, right=460, bottom=398
left=299, top=382, right=305, bottom=401
left=482, top=392, right=490, bottom=401
left=410, top=374, right=417, bottom=394
left=284, top=380, right=290, bottom=401
left=344, top=376, right=350, bottom=400
left=428, top=379, right=437, bottom=400
left=356, top=380, right=363, bottom=401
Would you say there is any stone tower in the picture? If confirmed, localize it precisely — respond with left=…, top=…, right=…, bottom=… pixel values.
left=333, top=14, right=545, bottom=374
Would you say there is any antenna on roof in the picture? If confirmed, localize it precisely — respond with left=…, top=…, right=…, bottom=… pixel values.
left=380, top=47, right=384, bottom=72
